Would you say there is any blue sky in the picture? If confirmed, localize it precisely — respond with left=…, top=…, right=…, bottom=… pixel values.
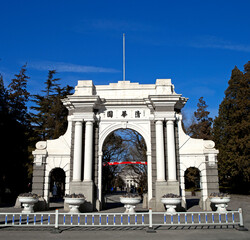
left=0, top=0, right=249, bottom=121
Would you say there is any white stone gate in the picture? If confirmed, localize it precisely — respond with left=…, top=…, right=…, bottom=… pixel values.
left=32, top=79, right=219, bottom=211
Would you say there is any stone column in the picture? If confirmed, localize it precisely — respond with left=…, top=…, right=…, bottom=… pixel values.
left=83, top=121, right=94, bottom=181
left=166, top=120, right=177, bottom=182
left=155, top=120, right=166, bottom=181
left=72, top=121, right=83, bottom=182
left=98, top=152, right=103, bottom=202
left=147, top=151, right=153, bottom=201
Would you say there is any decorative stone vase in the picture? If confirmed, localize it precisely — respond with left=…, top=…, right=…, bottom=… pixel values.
left=161, top=197, right=181, bottom=214
left=120, top=197, right=141, bottom=213
left=64, top=198, right=85, bottom=213
left=19, top=197, right=39, bottom=214
left=210, top=197, right=230, bottom=213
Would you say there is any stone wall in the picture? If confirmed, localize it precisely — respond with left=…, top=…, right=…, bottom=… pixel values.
left=32, top=164, right=46, bottom=196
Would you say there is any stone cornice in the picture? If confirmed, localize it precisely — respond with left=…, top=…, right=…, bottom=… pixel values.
left=148, top=94, right=187, bottom=110
left=62, top=95, right=101, bottom=110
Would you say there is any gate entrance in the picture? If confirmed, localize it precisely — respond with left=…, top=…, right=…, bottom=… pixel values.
left=32, top=79, right=220, bottom=211
left=100, top=129, right=148, bottom=210
left=49, top=168, right=65, bottom=202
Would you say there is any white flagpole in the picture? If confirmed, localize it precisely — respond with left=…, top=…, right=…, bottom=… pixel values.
left=123, top=33, right=125, bottom=81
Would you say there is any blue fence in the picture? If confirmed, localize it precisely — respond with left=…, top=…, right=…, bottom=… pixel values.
left=0, top=208, right=246, bottom=231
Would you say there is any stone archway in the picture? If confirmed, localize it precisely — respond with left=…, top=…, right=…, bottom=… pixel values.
left=179, top=161, right=208, bottom=210
left=49, top=168, right=66, bottom=201
left=184, top=167, right=201, bottom=209
left=32, top=79, right=219, bottom=211
left=97, top=125, right=152, bottom=209
left=98, top=127, right=150, bottom=210
left=43, top=158, right=70, bottom=207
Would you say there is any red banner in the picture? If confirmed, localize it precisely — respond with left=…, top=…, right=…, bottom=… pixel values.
left=103, top=161, right=147, bottom=166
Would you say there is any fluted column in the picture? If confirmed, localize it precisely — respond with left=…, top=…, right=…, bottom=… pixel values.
left=72, top=121, right=83, bottom=182
left=155, top=120, right=166, bottom=181
left=83, top=121, right=94, bottom=181
left=166, top=120, right=177, bottom=181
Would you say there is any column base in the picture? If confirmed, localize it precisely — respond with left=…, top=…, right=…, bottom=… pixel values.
left=155, top=181, right=168, bottom=211
left=166, top=180, right=180, bottom=195
left=154, top=181, right=181, bottom=211
left=67, top=181, right=95, bottom=212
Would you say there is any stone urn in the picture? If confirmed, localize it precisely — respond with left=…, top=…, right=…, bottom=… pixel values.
left=64, top=193, right=86, bottom=213
left=120, top=194, right=141, bottom=213
left=161, top=193, right=181, bottom=214
left=210, top=193, right=230, bottom=213
left=19, top=193, right=39, bottom=213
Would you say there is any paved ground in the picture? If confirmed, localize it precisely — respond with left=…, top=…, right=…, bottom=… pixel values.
left=0, top=194, right=249, bottom=240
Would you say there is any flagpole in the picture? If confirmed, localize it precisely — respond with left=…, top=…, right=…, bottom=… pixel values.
left=123, top=33, right=125, bottom=81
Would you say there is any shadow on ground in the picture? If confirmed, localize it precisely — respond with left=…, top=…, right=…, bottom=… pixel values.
left=186, top=198, right=200, bottom=210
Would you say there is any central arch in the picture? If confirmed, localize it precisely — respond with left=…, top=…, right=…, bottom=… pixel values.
left=98, top=123, right=152, bottom=210
left=99, top=122, right=151, bottom=149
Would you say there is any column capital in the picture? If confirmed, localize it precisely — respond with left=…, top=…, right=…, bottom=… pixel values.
left=155, top=120, right=164, bottom=125
left=166, top=119, right=175, bottom=125
left=73, top=118, right=84, bottom=123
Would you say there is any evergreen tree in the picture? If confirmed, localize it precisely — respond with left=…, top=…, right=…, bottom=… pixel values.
left=0, top=74, right=10, bottom=199
left=0, top=74, right=8, bottom=114
left=8, top=64, right=30, bottom=124
left=187, top=97, right=213, bottom=140
left=47, top=84, right=73, bottom=139
left=30, top=70, right=73, bottom=141
left=0, top=67, right=31, bottom=202
left=213, top=63, right=250, bottom=193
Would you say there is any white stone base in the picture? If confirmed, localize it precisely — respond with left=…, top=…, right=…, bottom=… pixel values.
left=154, top=181, right=180, bottom=211
left=69, top=181, right=94, bottom=212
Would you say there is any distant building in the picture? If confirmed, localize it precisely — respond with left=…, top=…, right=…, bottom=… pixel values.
left=119, top=166, right=139, bottom=191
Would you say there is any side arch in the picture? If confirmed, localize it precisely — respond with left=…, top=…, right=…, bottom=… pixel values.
left=179, top=158, right=208, bottom=210
left=43, top=157, right=71, bottom=204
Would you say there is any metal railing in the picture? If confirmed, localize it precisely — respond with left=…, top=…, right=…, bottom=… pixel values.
left=0, top=208, right=246, bottom=232
left=151, top=210, right=241, bottom=227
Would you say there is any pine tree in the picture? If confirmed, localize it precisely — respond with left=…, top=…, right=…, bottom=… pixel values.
left=0, top=74, right=9, bottom=115
left=187, top=97, right=213, bottom=140
left=48, top=84, right=73, bottom=139
left=213, top=62, right=250, bottom=193
left=0, top=67, right=31, bottom=201
left=8, top=64, right=30, bottom=124
left=30, top=70, right=73, bottom=140
left=0, top=74, right=10, bottom=199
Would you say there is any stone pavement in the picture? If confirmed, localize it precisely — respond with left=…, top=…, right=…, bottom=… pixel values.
left=0, top=194, right=249, bottom=240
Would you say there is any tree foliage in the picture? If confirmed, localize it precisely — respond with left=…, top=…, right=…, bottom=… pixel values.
left=187, top=97, right=213, bottom=140
left=102, top=129, right=148, bottom=193
left=119, top=129, right=147, bottom=192
left=184, top=167, right=200, bottom=190
left=0, top=66, right=73, bottom=203
left=0, top=66, right=31, bottom=201
left=30, top=70, right=73, bottom=141
left=7, top=64, right=30, bottom=124
left=213, top=62, right=250, bottom=193
left=102, top=132, right=125, bottom=193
